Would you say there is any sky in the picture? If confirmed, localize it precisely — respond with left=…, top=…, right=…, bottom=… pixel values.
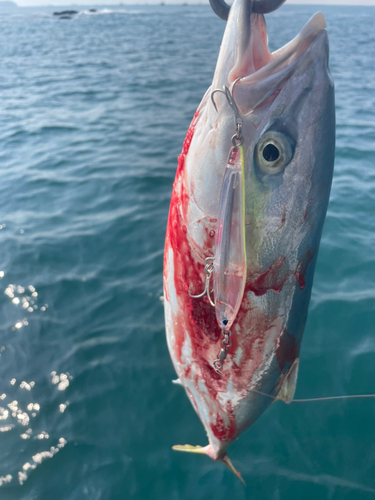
left=5, top=0, right=375, bottom=7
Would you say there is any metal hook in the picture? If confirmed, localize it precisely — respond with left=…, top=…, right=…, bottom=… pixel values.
left=213, top=330, right=232, bottom=373
left=211, top=78, right=242, bottom=122
left=188, top=257, right=216, bottom=307
left=211, top=78, right=243, bottom=145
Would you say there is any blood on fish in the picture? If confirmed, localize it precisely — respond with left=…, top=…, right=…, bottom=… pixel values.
left=186, top=387, right=199, bottom=413
left=210, top=401, right=237, bottom=442
left=165, top=109, right=226, bottom=398
left=303, top=199, right=313, bottom=221
left=280, top=205, right=286, bottom=228
left=276, top=329, right=300, bottom=372
left=182, top=110, right=200, bottom=157
left=243, top=248, right=316, bottom=297
left=246, top=257, right=288, bottom=296
left=229, top=299, right=278, bottom=391
left=191, top=298, right=221, bottom=344
left=294, top=249, right=315, bottom=291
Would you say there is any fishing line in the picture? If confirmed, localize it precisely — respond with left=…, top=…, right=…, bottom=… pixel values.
left=249, top=387, right=375, bottom=403
left=229, top=391, right=375, bottom=455
left=292, top=394, right=375, bottom=403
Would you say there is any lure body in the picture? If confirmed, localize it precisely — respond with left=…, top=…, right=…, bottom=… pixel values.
left=214, top=145, right=247, bottom=332
left=164, top=0, right=335, bottom=466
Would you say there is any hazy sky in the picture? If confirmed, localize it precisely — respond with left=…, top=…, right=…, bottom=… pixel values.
left=10, top=0, right=375, bottom=7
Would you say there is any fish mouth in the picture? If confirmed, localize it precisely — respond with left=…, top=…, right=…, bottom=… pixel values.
left=228, top=10, right=327, bottom=86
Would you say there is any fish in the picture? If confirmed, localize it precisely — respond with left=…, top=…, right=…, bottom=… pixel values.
left=163, top=0, right=335, bottom=481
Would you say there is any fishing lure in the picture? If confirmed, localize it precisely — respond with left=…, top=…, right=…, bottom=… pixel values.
left=213, top=143, right=247, bottom=370
left=190, top=82, right=247, bottom=372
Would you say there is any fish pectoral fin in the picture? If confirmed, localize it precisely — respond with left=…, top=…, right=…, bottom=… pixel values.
left=276, top=358, right=300, bottom=404
left=172, top=444, right=208, bottom=454
left=172, top=378, right=183, bottom=386
left=222, top=454, right=246, bottom=486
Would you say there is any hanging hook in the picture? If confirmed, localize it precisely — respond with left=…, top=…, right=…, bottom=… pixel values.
left=211, top=78, right=243, bottom=146
left=211, top=78, right=241, bottom=118
left=209, top=0, right=287, bottom=22
left=188, top=257, right=215, bottom=307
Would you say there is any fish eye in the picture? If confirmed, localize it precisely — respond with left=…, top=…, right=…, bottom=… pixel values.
left=255, top=131, right=293, bottom=174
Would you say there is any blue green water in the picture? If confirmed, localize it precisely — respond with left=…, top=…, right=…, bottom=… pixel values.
left=0, top=3, right=374, bottom=499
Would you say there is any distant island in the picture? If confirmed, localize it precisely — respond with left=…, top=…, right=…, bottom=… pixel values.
left=0, top=1, right=18, bottom=9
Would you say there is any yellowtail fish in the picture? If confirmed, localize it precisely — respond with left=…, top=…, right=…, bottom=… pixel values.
left=163, top=0, right=335, bottom=482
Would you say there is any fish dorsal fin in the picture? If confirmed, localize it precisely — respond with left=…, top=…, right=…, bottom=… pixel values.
left=276, top=358, right=299, bottom=404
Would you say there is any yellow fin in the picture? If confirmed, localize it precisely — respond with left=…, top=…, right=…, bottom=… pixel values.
left=222, top=454, right=246, bottom=486
left=172, top=444, right=207, bottom=454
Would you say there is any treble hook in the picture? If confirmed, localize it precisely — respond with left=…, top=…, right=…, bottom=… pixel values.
left=211, top=78, right=243, bottom=146
left=211, top=78, right=242, bottom=117
left=188, top=257, right=215, bottom=307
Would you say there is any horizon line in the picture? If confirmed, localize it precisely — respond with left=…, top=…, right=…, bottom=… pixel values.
left=5, top=0, right=375, bottom=7
left=8, top=2, right=375, bottom=5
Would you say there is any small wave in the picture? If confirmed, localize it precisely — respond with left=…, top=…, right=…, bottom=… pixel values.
left=273, top=466, right=375, bottom=494
left=78, top=9, right=115, bottom=16
left=78, top=8, right=144, bottom=16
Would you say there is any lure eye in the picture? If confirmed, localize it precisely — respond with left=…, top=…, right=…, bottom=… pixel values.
left=222, top=318, right=229, bottom=327
left=255, top=131, right=293, bottom=174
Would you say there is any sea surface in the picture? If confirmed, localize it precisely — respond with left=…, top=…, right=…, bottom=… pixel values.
left=0, top=3, right=374, bottom=499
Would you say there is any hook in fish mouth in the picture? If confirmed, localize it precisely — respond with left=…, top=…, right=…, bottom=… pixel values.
left=209, top=0, right=287, bottom=21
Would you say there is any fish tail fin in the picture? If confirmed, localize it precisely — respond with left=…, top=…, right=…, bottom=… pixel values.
left=172, top=445, right=245, bottom=486
left=222, top=454, right=246, bottom=486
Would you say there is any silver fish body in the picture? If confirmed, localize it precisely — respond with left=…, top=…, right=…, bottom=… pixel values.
left=163, top=0, right=335, bottom=473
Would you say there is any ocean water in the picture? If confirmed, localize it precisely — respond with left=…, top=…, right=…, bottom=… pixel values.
left=0, top=3, right=374, bottom=499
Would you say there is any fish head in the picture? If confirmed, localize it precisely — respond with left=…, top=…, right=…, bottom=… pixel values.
left=187, top=1, right=335, bottom=295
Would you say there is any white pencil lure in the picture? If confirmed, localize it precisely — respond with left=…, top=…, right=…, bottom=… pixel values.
left=190, top=82, right=247, bottom=371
